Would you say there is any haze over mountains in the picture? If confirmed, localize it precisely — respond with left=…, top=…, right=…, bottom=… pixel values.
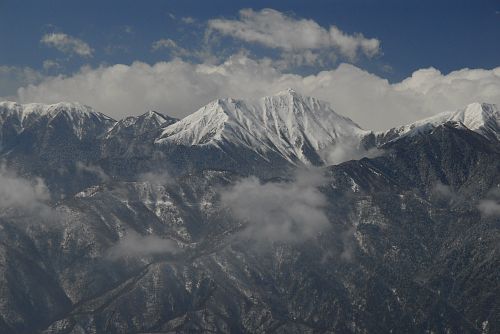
left=0, top=90, right=499, bottom=333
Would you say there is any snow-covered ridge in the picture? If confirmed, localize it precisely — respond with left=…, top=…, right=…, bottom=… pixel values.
left=0, top=101, right=113, bottom=122
left=155, top=89, right=369, bottom=164
left=378, top=102, right=500, bottom=142
left=0, top=101, right=116, bottom=140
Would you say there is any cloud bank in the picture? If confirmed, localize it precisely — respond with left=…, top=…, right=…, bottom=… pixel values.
left=220, top=169, right=330, bottom=243
left=14, top=55, right=500, bottom=130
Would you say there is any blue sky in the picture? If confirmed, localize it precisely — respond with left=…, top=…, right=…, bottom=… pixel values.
left=1, top=0, right=499, bottom=80
left=1, top=0, right=499, bottom=129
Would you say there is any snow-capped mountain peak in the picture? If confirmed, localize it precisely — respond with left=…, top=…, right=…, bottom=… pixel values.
left=155, top=90, right=368, bottom=165
left=154, top=99, right=228, bottom=146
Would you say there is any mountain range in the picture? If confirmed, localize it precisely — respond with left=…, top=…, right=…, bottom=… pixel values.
left=0, top=90, right=498, bottom=333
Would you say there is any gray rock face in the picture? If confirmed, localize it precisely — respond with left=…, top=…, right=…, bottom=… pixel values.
left=0, top=98, right=498, bottom=334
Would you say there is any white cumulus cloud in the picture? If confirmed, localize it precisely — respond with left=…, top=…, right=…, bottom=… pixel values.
left=208, top=8, right=380, bottom=62
left=41, top=33, right=93, bottom=57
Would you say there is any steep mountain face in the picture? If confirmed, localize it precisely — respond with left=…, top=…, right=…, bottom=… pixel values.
left=0, top=93, right=499, bottom=334
left=156, top=89, right=368, bottom=166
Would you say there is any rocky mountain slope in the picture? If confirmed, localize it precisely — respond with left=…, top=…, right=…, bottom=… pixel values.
left=0, top=92, right=498, bottom=333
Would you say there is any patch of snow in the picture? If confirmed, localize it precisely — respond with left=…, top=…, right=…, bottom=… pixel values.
left=75, top=186, right=102, bottom=198
left=349, top=178, right=360, bottom=192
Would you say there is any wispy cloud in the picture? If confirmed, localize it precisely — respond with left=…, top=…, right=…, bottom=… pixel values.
left=478, top=199, right=500, bottom=217
left=181, top=16, right=196, bottom=24
left=320, top=137, right=383, bottom=165
left=151, top=38, right=178, bottom=51
left=41, top=32, right=93, bottom=57
left=107, top=230, right=178, bottom=259
left=42, top=59, right=62, bottom=71
left=478, top=188, right=500, bottom=217
left=0, top=165, right=56, bottom=220
left=75, top=162, right=110, bottom=182
left=137, top=170, right=174, bottom=185
left=220, top=168, right=330, bottom=244
left=429, top=182, right=465, bottom=207
left=151, top=38, right=188, bottom=55
left=122, top=25, right=134, bottom=34
left=430, top=183, right=500, bottom=217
